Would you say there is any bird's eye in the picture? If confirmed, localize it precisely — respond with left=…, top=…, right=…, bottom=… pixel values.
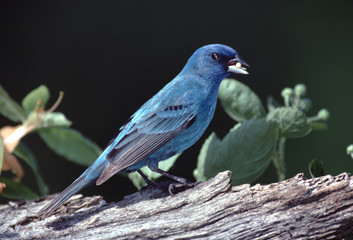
left=211, top=53, right=219, bottom=60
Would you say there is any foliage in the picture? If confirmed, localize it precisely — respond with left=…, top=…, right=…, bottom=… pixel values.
left=0, top=80, right=332, bottom=200
left=0, top=85, right=102, bottom=200
left=194, top=119, right=277, bottom=185
left=0, top=84, right=183, bottom=199
left=309, top=159, right=325, bottom=178
left=347, top=144, right=353, bottom=160
left=218, top=79, right=266, bottom=121
left=194, top=79, right=330, bottom=184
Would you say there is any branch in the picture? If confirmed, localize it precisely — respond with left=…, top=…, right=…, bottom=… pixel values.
left=1, top=171, right=353, bottom=239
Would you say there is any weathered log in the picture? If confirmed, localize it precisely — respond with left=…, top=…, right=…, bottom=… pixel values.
left=0, top=171, right=353, bottom=239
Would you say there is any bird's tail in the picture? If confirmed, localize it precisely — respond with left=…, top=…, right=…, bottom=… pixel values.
left=37, top=155, right=109, bottom=217
left=37, top=172, right=93, bottom=217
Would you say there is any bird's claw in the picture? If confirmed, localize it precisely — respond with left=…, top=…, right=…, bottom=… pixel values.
left=140, top=180, right=199, bottom=196
left=168, top=181, right=200, bottom=195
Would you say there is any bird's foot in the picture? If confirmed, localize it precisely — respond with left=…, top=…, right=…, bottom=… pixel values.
left=140, top=181, right=157, bottom=195
left=140, top=180, right=171, bottom=197
left=140, top=179, right=200, bottom=196
left=138, top=168, right=200, bottom=196
left=168, top=180, right=200, bottom=195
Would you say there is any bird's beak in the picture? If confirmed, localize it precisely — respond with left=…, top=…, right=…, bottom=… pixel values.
left=226, top=55, right=249, bottom=75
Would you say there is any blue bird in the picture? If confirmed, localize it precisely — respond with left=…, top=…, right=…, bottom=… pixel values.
left=38, top=44, right=249, bottom=217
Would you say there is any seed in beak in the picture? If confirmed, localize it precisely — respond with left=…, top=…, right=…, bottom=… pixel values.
left=235, top=62, right=242, bottom=69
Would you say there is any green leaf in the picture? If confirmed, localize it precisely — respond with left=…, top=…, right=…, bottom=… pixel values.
left=39, top=127, right=102, bottom=166
left=309, top=122, right=328, bottom=131
left=0, top=137, right=3, bottom=175
left=128, top=153, right=181, bottom=190
left=194, top=118, right=278, bottom=185
left=14, top=143, right=49, bottom=196
left=143, top=153, right=181, bottom=179
left=0, top=85, right=27, bottom=122
left=309, top=159, right=325, bottom=178
left=193, top=132, right=222, bottom=182
left=267, top=107, right=311, bottom=138
left=34, top=112, right=72, bottom=130
left=22, top=85, right=50, bottom=115
left=127, top=172, right=146, bottom=191
left=218, top=78, right=266, bottom=122
left=0, top=177, right=39, bottom=200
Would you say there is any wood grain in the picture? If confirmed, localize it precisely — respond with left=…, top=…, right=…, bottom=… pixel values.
left=1, top=171, right=353, bottom=239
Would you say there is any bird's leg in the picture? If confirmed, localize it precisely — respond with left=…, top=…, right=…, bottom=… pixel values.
left=137, top=169, right=161, bottom=195
left=137, top=170, right=154, bottom=186
left=147, top=161, right=198, bottom=195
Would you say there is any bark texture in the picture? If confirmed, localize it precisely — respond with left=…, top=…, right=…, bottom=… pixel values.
left=1, top=171, right=353, bottom=239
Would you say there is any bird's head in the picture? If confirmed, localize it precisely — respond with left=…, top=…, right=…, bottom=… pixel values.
left=183, top=44, right=249, bottom=82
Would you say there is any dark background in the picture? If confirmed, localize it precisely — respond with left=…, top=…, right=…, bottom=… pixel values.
left=1, top=1, right=353, bottom=202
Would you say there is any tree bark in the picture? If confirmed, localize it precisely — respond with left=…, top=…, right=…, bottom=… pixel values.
left=1, top=171, right=353, bottom=239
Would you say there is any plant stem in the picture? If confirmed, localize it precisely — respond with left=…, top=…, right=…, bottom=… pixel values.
left=272, top=137, right=286, bottom=181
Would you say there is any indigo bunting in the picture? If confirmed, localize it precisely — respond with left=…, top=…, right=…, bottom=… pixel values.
left=38, top=44, right=249, bottom=217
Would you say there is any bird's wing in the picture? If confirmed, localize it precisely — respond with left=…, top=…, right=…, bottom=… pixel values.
left=96, top=101, right=196, bottom=185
